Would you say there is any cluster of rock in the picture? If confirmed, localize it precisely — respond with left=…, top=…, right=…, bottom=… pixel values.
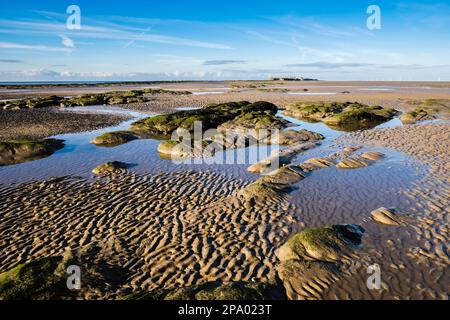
left=0, top=139, right=65, bottom=166
left=93, top=101, right=321, bottom=160
left=0, top=88, right=192, bottom=110
left=284, top=101, right=398, bottom=130
left=242, top=147, right=386, bottom=203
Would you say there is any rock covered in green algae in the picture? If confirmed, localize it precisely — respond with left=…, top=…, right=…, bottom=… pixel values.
left=123, top=281, right=286, bottom=301
left=242, top=165, right=306, bottom=199
left=91, top=131, right=139, bottom=147
left=92, top=161, right=130, bottom=175
left=0, top=139, right=65, bottom=166
left=131, top=101, right=281, bottom=136
left=0, top=246, right=129, bottom=300
left=400, top=108, right=432, bottom=124
left=276, top=225, right=365, bottom=263
left=276, top=225, right=365, bottom=300
left=0, top=256, right=69, bottom=300
left=284, top=101, right=398, bottom=130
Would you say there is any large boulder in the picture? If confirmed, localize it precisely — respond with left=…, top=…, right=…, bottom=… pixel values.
left=0, top=139, right=65, bottom=166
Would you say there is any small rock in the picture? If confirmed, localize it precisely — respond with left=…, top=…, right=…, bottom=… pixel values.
left=92, top=161, right=130, bottom=176
left=370, top=207, right=406, bottom=226
left=336, top=157, right=369, bottom=169
left=360, top=152, right=385, bottom=161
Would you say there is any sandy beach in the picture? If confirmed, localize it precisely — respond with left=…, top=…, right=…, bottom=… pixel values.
left=0, top=81, right=449, bottom=300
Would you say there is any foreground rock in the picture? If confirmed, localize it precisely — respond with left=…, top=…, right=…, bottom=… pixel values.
left=91, top=131, right=139, bottom=147
left=360, top=151, right=385, bottom=161
left=0, top=246, right=128, bottom=300
left=0, top=139, right=65, bottom=166
left=276, top=225, right=365, bottom=300
left=276, top=225, right=365, bottom=263
left=124, top=281, right=286, bottom=300
left=0, top=256, right=69, bottom=300
left=370, top=207, right=407, bottom=226
left=284, top=101, right=398, bottom=130
left=92, top=161, right=130, bottom=175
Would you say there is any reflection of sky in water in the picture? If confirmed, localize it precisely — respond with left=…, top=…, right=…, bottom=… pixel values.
left=0, top=106, right=405, bottom=185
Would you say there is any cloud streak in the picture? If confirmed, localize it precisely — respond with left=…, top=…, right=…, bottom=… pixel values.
left=0, top=41, right=71, bottom=52
left=202, top=60, right=247, bottom=66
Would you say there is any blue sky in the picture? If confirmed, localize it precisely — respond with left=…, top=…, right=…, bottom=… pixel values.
left=0, top=0, right=449, bottom=81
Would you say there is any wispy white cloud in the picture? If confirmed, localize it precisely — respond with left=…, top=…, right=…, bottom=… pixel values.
left=0, top=16, right=232, bottom=50
left=0, top=41, right=71, bottom=52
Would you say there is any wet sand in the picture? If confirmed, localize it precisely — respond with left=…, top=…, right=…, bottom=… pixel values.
left=0, top=108, right=131, bottom=141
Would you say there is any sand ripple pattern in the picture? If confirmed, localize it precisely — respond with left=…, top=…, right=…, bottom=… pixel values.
left=0, top=170, right=299, bottom=298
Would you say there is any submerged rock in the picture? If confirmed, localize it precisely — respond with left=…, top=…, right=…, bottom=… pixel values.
left=91, top=131, right=139, bottom=147
left=370, top=207, right=407, bottom=226
left=92, top=161, right=130, bottom=175
left=123, top=281, right=286, bottom=301
left=0, top=139, right=65, bottom=166
left=276, top=225, right=365, bottom=263
left=336, top=157, right=369, bottom=169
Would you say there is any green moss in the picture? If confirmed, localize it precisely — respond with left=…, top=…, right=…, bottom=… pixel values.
left=132, top=101, right=279, bottom=136
left=285, top=102, right=398, bottom=130
left=92, top=131, right=138, bottom=147
left=92, top=161, right=130, bottom=175
left=0, top=257, right=68, bottom=300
